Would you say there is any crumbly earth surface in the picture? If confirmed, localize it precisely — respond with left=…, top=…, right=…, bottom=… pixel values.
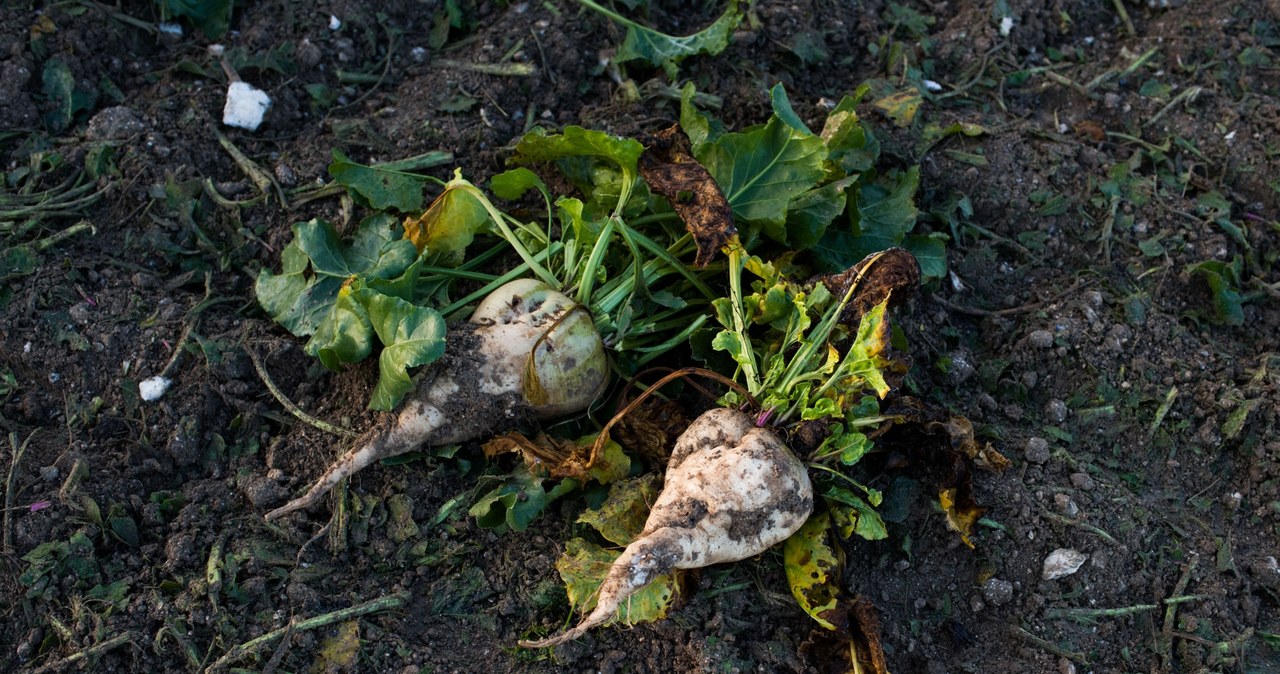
left=1, top=1, right=1278, bottom=673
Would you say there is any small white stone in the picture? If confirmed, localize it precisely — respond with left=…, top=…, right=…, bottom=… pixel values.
left=1043, top=548, right=1088, bottom=580
left=223, top=81, right=272, bottom=131
left=139, top=376, right=172, bottom=402
left=1000, top=16, right=1015, bottom=37
left=923, top=79, right=943, bottom=92
left=157, top=22, right=184, bottom=37
left=328, top=15, right=342, bottom=30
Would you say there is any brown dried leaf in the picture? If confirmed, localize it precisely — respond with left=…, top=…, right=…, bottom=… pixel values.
left=800, top=596, right=891, bottom=674
left=923, top=416, right=1011, bottom=472
left=482, top=432, right=628, bottom=482
left=638, top=125, right=736, bottom=267
left=812, top=248, right=921, bottom=329
left=1074, top=120, right=1106, bottom=142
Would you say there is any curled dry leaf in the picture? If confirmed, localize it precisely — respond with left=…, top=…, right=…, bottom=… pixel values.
left=799, top=596, right=891, bottom=674
left=482, top=431, right=629, bottom=483
left=638, top=125, right=736, bottom=267
left=811, top=247, right=921, bottom=329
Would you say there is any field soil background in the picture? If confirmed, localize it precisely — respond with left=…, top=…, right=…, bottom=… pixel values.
left=2, top=1, right=1280, bottom=672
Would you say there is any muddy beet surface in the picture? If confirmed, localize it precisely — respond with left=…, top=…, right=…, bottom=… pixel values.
left=2, top=1, right=1278, bottom=672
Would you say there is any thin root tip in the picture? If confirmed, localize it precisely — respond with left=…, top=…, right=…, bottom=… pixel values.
left=263, top=501, right=301, bottom=521
left=518, top=628, right=585, bottom=650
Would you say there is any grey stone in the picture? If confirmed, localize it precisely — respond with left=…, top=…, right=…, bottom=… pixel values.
left=1025, top=437, right=1051, bottom=464
left=981, top=577, right=1014, bottom=606
left=86, top=106, right=145, bottom=140
left=1070, top=472, right=1095, bottom=490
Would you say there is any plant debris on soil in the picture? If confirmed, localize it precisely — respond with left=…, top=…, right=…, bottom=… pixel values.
left=2, top=1, right=1279, bottom=673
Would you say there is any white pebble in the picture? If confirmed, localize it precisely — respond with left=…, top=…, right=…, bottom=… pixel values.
left=139, top=376, right=172, bottom=402
left=223, top=81, right=272, bottom=131
left=157, top=22, right=184, bottom=37
left=329, top=15, right=342, bottom=30
left=1000, top=16, right=1014, bottom=37
left=1042, top=548, right=1088, bottom=580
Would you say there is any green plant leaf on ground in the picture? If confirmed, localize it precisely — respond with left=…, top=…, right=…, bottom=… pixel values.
left=42, top=59, right=98, bottom=132
left=903, top=233, right=947, bottom=279
left=770, top=83, right=815, bottom=135
left=821, top=88, right=878, bottom=174
left=362, top=292, right=447, bottom=411
left=1187, top=258, right=1244, bottom=326
left=825, top=486, right=889, bottom=541
left=490, top=167, right=549, bottom=201
left=255, top=216, right=420, bottom=337
left=159, top=0, right=234, bottom=38
left=556, top=537, right=679, bottom=625
left=680, top=83, right=725, bottom=153
left=511, top=125, right=645, bottom=218
left=698, top=115, right=828, bottom=231
left=578, top=0, right=743, bottom=77
left=810, top=166, right=921, bottom=273
left=773, top=176, right=858, bottom=256
left=470, top=464, right=579, bottom=532
left=0, top=246, right=38, bottom=282
left=783, top=512, right=841, bottom=629
left=311, top=287, right=375, bottom=370
left=577, top=474, right=661, bottom=546
left=329, top=149, right=428, bottom=212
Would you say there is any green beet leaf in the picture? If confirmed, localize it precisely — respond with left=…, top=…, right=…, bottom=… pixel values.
left=328, top=149, right=427, bottom=212
left=579, top=0, right=742, bottom=77
left=362, top=292, right=447, bottom=411
left=811, top=166, right=920, bottom=272
left=699, top=115, right=828, bottom=232
left=820, top=89, right=879, bottom=174
left=489, top=167, right=548, bottom=201
left=255, top=216, right=421, bottom=338
left=770, top=175, right=859, bottom=249
left=311, top=287, right=374, bottom=371
left=469, top=464, right=579, bottom=532
left=770, top=83, right=814, bottom=135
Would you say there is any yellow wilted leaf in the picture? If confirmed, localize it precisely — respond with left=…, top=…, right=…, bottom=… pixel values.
left=309, top=620, right=360, bottom=674
left=401, top=170, right=488, bottom=264
left=556, top=538, right=678, bottom=626
left=578, top=475, right=661, bottom=546
left=783, top=513, right=841, bottom=630
left=873, top=89, right=922, bottom=127
left=939, top=488, right=981, bottom=548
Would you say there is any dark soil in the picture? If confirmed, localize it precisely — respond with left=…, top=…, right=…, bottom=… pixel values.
left=3, top=1, right=1279, bottom=673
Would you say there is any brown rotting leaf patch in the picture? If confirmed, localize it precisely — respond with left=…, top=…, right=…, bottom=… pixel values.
left=638, top=125, right=736, bottom=267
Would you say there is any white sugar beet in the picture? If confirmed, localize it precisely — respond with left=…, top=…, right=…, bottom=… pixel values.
left=265, top=279, right=608, bottom=521
left=520, top=407, right=813, bottom=648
